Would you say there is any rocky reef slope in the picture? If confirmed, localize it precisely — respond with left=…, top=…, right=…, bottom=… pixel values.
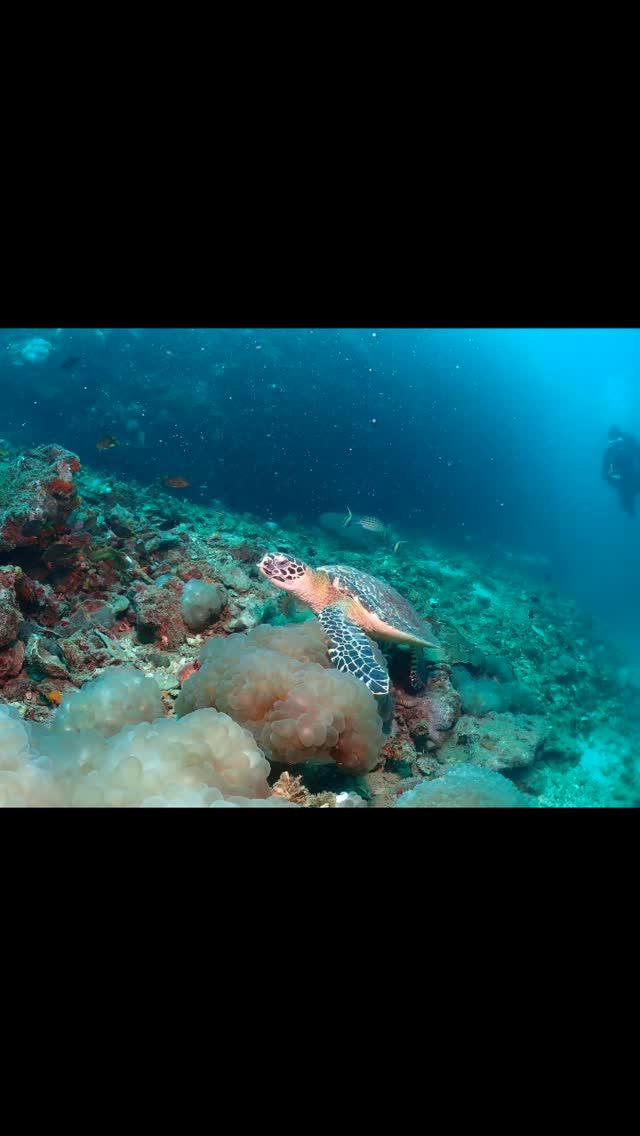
left=1, top=440, right=637, bottom=807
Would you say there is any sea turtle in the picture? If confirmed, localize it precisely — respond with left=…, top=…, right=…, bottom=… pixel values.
left=258, top=553, right=441, bottom=696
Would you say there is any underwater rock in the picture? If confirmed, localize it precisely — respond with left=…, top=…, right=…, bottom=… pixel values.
left=57, top=599, right=115, bottom=635
left=0, top=640, right=25, bottom=679
left=25, top=634, right=70, bottom=680
left=442, top=712, right=547, bottom=772
left=0, top=445, right=81, bottom=553
left=134, top=580, right=188, bottom=650
left=482, top=655, right=516, bottom=682
left=14, top=575, right=63, bottom=625
left=107, top=505, right=136, bottom=537
left=228, top=542, right=260, bottom=563
left=42, top=535, right=89, bottom=571
left=393, top=670, right=461, bottom=751
left=549, top=652, right=580, bottom=682
left=451, top=665, right=540, bottom=716
left=222, top=594, right=268, bottom=633
left=0, top=568, right=24, bottom=648
left=145, top=533, right=182, bottom=554
left=59, top=629, right=114, bottom=675
left=180, top=579, right=226, bottom=632
left=435, top=621, right=485, bottom=668
left=68, top=506, right=108, bottom=536
left=216, top=561, right=253, bottom=591
left=396, top=763, right=532, bottom=808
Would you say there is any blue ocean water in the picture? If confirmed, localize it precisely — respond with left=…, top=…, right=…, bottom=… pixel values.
left=2, top=325, right=639, bottom=661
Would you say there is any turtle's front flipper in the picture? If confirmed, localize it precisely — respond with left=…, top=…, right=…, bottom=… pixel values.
left=318, top=603, right=390, bottom=696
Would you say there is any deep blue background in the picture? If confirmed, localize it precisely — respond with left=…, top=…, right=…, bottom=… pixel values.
left=2, top=327, right=640, bottom=654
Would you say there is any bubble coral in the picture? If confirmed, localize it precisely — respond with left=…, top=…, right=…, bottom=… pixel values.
left=54, top=665, right=164, bottom=736
left=175, top=622, right=383, bottom=773
left=0, top=668, right=296, bottom=808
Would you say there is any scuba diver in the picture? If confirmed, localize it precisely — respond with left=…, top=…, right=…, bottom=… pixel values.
left=602, top=426, right=640, bottom=516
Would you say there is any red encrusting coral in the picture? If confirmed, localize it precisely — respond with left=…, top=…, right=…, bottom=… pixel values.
left=46, top=478, right=75, bottom=495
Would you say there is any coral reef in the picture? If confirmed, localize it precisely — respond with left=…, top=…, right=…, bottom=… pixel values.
left=0, top=444, right=81, bottom=553
left=1, top=435, right=639, bottom=807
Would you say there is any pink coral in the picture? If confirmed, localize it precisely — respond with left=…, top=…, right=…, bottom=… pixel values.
left=175, top=623, right=383, bottom=773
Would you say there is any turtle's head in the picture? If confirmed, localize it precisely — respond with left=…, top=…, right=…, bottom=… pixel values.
left=258, top=552, right=310, bottom=594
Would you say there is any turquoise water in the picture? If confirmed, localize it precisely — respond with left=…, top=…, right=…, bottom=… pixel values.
left=1, top=327, right=639, bottom=807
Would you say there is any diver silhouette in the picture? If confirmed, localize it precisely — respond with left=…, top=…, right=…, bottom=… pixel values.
left=602, top=426, right=640, bottom=516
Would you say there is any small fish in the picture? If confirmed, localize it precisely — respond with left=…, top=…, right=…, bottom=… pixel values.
left=343, top=505, right=387, bottom=535
left=60, top=355, right=82, bottom=371
left=45, top=690, right=63, bottom=706
left=163, top=476, right=190, bottom=489
left=356, top=515, right=387, bottom=534
left=393, top=541, right=407, bottom=553
left=96, top=435, right=119, bottom=450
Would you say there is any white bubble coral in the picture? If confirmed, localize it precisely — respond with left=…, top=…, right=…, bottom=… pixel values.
left=54, top=666, right=164, bottom=737
left=0, top=669, right=296, bottom=808
left=175, top=624, right=383, bottom=773
left=63, top=709, right=272, bottom=807
left=0, top=708, right=65, bottom=807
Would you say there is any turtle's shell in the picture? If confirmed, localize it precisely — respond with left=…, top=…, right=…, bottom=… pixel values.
left=318, top=564, right=433, bottom=643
